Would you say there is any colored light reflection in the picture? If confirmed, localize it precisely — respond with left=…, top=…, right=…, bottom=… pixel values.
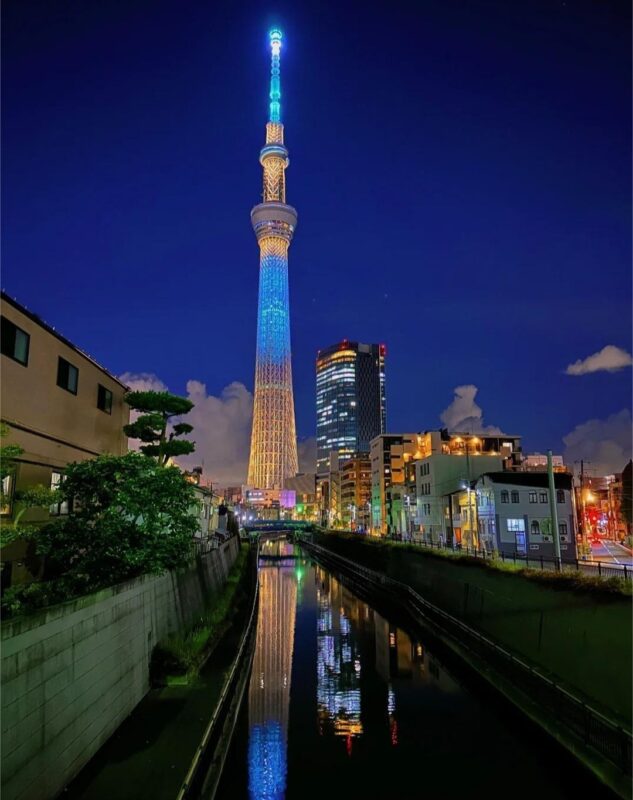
left=248, top=722, right=286, bottom=800
left=247, top=566, right=297, bottom=799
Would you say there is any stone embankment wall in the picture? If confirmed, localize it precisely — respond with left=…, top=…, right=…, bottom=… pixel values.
left=1, top=536, right=240, bottom=800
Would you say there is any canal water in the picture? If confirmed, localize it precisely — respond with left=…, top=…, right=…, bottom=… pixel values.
left=216, top=543, right=611, bottom=800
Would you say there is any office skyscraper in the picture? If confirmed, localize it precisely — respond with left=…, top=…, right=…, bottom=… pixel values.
left=316, top=341, right=386, bottom=474
left=247, top=29, right=299, bottom=489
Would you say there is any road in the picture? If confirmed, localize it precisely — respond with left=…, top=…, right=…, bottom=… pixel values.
left=589, top=539, right=633, bottom=567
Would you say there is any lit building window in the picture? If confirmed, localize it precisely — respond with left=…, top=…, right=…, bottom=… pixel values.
left=50, top=471, right=70, bottom=516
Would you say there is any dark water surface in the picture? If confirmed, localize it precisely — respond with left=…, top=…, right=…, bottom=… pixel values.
left=216, top=546, right=612, bottom=800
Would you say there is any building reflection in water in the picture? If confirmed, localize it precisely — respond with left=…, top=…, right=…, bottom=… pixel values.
left=316, top=570, right=363, bottom=751
left=247, top=561, right=298, bottom=800
left=315, top=565, right=459, bottom=756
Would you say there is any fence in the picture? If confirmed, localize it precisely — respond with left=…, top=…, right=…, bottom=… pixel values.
left=176, top=543, right=260, bottom=800
left=301, top=538, right=632, bottom=779
left=192, top=531, right=238, bottom=558
left=383, top=535, right=631, bottom=580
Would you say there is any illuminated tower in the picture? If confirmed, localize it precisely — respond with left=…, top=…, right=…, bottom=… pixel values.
left=247, top=28, right=299, bottom=489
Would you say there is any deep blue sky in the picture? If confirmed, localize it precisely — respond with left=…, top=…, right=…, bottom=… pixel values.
left=3, top=0, right=631, bottom=464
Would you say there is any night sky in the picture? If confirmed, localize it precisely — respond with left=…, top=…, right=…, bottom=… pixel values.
left=3, top=0, right=631, bottom=482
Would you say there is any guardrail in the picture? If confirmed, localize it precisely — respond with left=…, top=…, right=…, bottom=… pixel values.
left=176, top=543, right=260, bottom=800
left=349, top=533, right=632, bottom=581
left=300, top=537, right=632, bottom=778
left=191, top=532, right=239, bottom=558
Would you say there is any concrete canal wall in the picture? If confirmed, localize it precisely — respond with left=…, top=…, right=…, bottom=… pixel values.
left=314, top=532, right=632, bottom=724
left=1, top=536, right=240, bottom=800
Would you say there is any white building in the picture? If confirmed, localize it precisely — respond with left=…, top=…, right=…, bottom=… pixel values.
left=412, top=430, right=522, bottom=544
left=476, top=472, right=577, bottom=558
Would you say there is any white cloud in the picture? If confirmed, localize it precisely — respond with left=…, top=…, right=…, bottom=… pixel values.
left=119, top=372, right=312, bottom=487
left=563, top=409, right=632, bottom=476
left=120, top=372, right=253, bottom=484
left=440, top=385, right=503, bottom=434
left=175, top=380, right=254, bottom=487
left=119, top=372, right=168, bottom=392
left=565, top=345, right=632, bottom=376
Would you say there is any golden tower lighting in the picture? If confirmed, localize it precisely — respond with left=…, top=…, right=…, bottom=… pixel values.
left=247, top=28, right=299, bottom=489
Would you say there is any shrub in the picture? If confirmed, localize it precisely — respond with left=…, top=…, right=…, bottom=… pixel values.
left=35, top=452, right=199, bottom=588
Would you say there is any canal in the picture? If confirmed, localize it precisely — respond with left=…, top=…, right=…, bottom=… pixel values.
left=216, top=541, right=612, bottom=800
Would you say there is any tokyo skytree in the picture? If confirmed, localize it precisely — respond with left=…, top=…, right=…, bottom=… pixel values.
left=247, top=29, right=299, bottom=488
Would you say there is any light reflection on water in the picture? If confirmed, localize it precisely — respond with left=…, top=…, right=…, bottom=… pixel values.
left=316, top=570, right=363, bottom=744
left=247, top=561, right=297, bottom=800
left=221, top=550, right=611, bottom=800
left=246, top=551, right=435, bottom=798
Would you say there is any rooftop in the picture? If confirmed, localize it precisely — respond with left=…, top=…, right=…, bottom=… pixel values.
left=1, top=291, right=128, bottom=390
left=481, top=471, right=573, bottom=489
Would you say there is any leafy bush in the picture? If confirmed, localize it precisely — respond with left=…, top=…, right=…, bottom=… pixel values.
left=1, top=573, right=93, bottom=617
left=34, top=453, right=199, bottom=588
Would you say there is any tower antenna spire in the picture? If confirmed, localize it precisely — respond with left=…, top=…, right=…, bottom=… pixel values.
left=269, top=28, right=282, bottom=123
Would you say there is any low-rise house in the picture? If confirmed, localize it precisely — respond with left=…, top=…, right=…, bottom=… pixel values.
left=475, top=472, right=577, bottom=559
left=412, top=429, right=522, bottom=543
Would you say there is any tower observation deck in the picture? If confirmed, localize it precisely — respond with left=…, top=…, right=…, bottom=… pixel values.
left=247, top=29, right=299, bottom=489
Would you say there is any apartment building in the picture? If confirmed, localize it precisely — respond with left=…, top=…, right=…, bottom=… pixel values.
left=1, top=292, right=129, bottom=584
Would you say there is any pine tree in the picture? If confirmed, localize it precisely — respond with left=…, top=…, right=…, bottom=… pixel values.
left=124, top=391, right=195, bottom=465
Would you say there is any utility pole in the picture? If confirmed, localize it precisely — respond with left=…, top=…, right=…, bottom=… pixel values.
left=465, top=439, right=473, bottom=549
left=547, top=450, right=561, bottom=564
left=606, top=477, right=615, bottom=541
left=580, top=460, right=589, bottom=555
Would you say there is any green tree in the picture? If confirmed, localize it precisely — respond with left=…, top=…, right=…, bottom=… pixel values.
left=124, top=391, right=195, bottom=466
left=36, top=452, right=199, bottom=587
left=0, top=424, right=58, bottom=547
left=0, top=423, right=22, bottom=501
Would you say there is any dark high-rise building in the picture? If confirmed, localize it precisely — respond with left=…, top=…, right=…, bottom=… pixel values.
left=316, top=341, right=386, bottom=475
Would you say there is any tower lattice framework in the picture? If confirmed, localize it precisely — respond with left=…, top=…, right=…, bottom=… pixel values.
left=247, top=29, right=299, bottom=489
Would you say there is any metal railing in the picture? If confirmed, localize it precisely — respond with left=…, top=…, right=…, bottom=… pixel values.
left=300, top=537, right=632, bottom=777
left=191, top=532, right=239, bottom=558
left=379, top=535, right=632, bottom=581
left=176, top=543, right=260, bottom=800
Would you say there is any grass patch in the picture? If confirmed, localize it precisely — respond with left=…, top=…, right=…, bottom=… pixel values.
left=319, top=530, right=632, bottom=597
left=151, top=544, right=250, bottom=684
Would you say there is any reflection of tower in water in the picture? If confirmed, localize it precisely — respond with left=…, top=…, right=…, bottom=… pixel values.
left=248, top=566, right=297, bottom=799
